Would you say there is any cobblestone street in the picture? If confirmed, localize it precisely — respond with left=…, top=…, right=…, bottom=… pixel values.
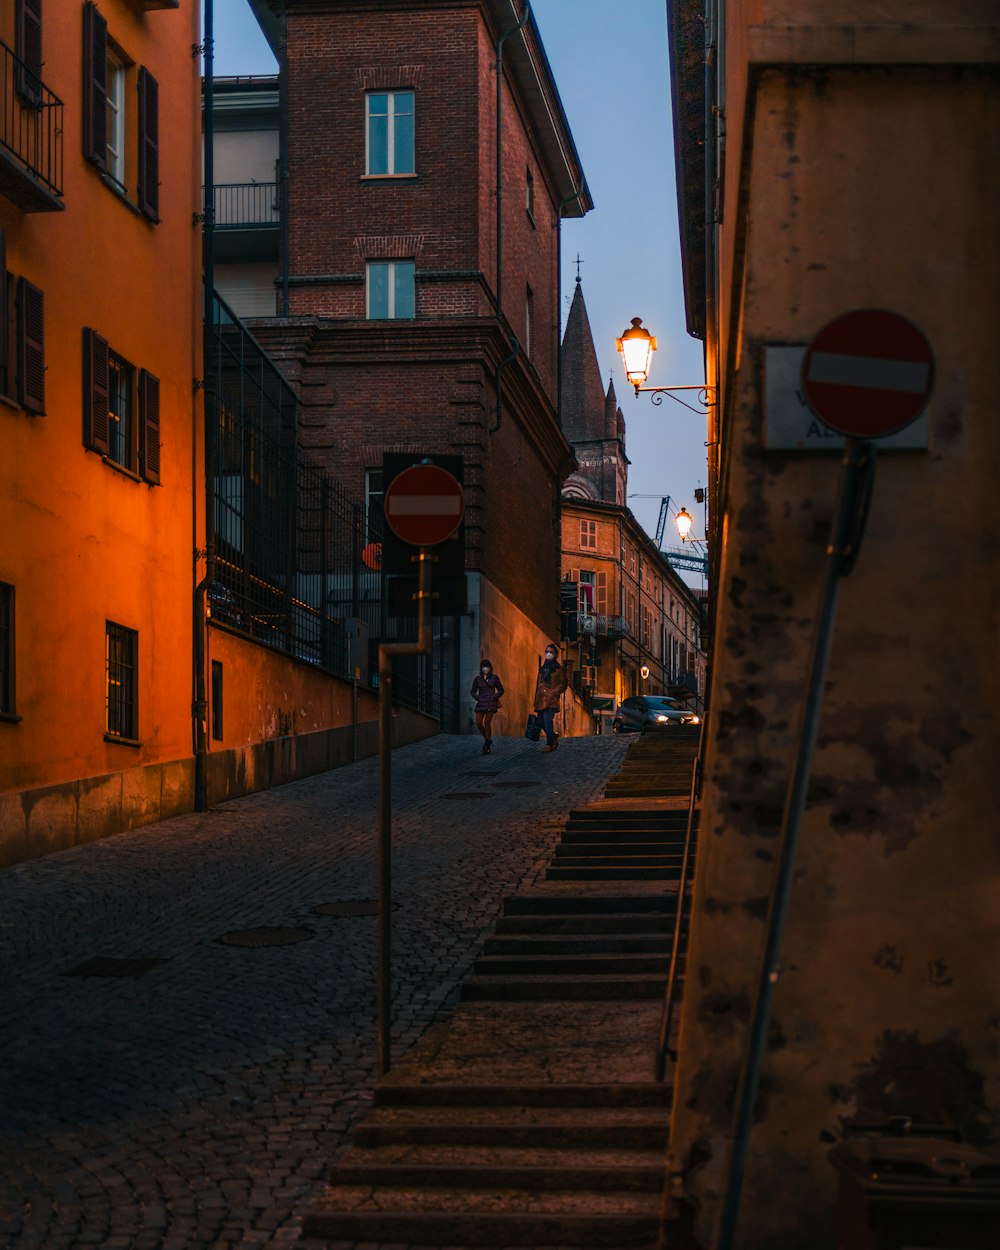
left=0, top=732, right=629, bottom=1250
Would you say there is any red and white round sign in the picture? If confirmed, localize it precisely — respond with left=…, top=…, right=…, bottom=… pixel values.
left=384, top=463, right=464, bottom=547
left=801, top=309, right=934, bottom=439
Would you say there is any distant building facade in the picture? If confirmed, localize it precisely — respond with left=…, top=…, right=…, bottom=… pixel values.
left=559, top=281, right=705, bottom=728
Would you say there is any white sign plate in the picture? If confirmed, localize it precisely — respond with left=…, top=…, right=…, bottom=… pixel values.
left=764, top=346, right=929, bottom=451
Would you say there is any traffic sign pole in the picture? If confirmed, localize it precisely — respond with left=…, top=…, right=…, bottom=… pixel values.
left=376, top=546, right=434, bottom=1079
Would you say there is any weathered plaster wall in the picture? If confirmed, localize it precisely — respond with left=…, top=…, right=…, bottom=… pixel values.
left=669, top=63, right=1000, bottom=1248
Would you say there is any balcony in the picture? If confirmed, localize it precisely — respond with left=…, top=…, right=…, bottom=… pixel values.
left=0, top=40, right=63, bottom=212
left=580, top=612, right=629, bottom=640
left=208, top=181, right=279, bottom=263
left=669, top=670, right=699, bottom=699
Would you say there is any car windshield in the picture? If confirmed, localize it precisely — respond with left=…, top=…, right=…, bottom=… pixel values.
left=647, top=697, right=683, bottom=710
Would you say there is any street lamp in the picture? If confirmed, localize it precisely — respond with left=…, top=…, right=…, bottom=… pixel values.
left=675, top=507, right=694, bottom=540
left=640, top=664, right=650, bottom=681
left=615, top=317, right=715, bottom=414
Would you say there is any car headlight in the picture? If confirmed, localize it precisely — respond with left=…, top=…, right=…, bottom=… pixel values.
left=654, top=713, right=669, bottom=723
left=690, top=715, right=701, bottom=724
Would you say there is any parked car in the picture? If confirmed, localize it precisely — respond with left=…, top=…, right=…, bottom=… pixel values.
left=612, top=694, right=701, bottom=733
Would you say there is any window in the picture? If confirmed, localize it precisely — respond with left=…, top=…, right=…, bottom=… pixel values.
left=579, top=570, right=595, bottom=615
left=0, top=582, right=14, bottom=717
left=0, top=234, right=46, bottom=414
left=580, top=519, right=596, bottom=549
left=83, top=328, right=161, bottom=483
left=525, top=166, right=535, bottom=222
left=211, top=660, right=223, bottom=741
left=525, top=285, right=533, bottom=357
left=83, top=3, right=159, bottom=221
left=16, top=0, right=43, bottom=106
left=366, top=90, right=414, bottom=175
left=105, top=621, right=138, bottom=741
left=366, top=260, right=414, bottom=319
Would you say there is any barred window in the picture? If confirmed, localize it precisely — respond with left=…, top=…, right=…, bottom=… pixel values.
left=0, top=581, right=14, bottom=716
left=105, top=621, right=138, bottom=741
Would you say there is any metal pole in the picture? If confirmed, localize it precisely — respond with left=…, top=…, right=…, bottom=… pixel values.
left=376, top=547, right=434, bottom=1078
left=712, top=437, right=876, bottom=1250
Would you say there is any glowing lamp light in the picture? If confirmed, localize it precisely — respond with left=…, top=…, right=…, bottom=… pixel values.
left=616, top=318, right=656, bottom=391
left=675, top=507, right=694, bottom=541
left=640, top=664, right=650, bottom=680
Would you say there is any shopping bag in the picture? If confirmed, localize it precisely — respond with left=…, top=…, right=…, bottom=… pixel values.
left=524, top=713, right=542, bottom=742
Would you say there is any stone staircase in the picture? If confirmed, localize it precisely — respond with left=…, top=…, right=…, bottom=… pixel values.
left=302, top=728, right=701, bottom=1248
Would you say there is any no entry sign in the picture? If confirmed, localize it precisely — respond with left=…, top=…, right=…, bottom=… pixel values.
left=801, top=309, right=934, bottom=439
left=384, top=463, right=464, bottom=546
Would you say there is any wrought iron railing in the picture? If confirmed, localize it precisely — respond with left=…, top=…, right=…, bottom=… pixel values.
left=0, top=38, right=63, bottom=201
left=204, top=292, right=456, bottom=727
left=580, top=612, right=628, bottom=639
left=211, top=181, right=279, bottom=228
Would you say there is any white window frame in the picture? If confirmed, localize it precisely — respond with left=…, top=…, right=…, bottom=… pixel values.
left=365, top=90, right=415, bottom=176
left=106, top=48, right=126, bottom=188
left=366, top=260, right=415, bottom=320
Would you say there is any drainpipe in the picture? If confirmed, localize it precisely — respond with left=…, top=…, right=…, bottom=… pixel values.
left=488, top=0, right=530, bottom=435
left=195, top=0, right=217, bottom=812
left=278, top=0, right=290, bottom=316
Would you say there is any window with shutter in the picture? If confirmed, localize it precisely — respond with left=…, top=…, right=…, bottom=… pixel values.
left=139, top=369, right=160, bottom=484
left=137, top=66, right=159, bottom=221
left=83, top=327, right=110, bottom=455
left=0, top=231, right=8, bottom=383
left=17, top=278, right=44, bottom=414
left=83, top=2, right=108, bottom=168
left=16, top=0, right=43, bottom=106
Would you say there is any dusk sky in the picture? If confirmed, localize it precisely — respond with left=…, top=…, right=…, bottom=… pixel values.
left=210, top=0, right=708, bottom=567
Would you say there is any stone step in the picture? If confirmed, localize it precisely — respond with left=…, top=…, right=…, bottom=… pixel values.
left=473, top=953, right=673, bottom=977
left=503, top=895, right=675, bottom=915
left=353, top=1102, right=670, bottom=1149
left=562, top=828, right=690, bottom=843
left=461, top=973, right=670, bottom=1001
left=545, top=865, right=682, bottom=881
left=495, top=912, right=676, bottom=935
left=567, top=809, right=689, bottom=821
left=303, top=1187, right=662, bottom=1246
left=552, top=844, right=685, bottom=861
left=330, top=1144, right=665, bottom=1191
left=373, top=1083, right=674, bottom=1109
left=484, top=934, right=675, bottom=956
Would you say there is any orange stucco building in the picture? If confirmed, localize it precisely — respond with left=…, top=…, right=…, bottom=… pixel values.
left=0, top=0, right=203, bottom=862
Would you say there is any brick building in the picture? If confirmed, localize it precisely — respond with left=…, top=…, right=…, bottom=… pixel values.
left=241, top=0, right=592, bottom=734
left=559, top=279, right=705, bottom=729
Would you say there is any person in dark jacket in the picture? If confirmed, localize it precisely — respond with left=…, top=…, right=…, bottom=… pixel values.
left=533, top=642, right=568, bottom=753
left=471, top=658, right=504, bottom=754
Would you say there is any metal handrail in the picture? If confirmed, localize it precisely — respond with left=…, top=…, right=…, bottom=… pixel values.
left=210, top=181, right=279, bottom=228
left=655, top=729, right=702, bottom=1081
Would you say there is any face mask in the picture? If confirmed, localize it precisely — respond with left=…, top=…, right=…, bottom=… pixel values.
left=545, top=652, right=555, bottom=660
left=481, top=667, right=491, bottom=674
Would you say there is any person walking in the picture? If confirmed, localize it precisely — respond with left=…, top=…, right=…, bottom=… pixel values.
left=471, top=658, right=504, bottom=754
left=533, top=642, right=568, bottom=753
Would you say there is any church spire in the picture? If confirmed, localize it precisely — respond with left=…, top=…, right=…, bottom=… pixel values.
left=560, top=278, right=608, bottom=445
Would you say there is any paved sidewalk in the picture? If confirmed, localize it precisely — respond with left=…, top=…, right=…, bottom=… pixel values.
left=0, top=731, right=628, bottom=1250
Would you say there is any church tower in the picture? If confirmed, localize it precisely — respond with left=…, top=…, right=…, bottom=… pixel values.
left=560, top=277, right=628, bottom=504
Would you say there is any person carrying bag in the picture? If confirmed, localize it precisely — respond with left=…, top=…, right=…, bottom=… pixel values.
left=532, top=642, right=568, bottom=753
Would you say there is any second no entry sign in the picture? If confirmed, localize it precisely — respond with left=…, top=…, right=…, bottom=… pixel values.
left=802, top=309, right=934, bottom=439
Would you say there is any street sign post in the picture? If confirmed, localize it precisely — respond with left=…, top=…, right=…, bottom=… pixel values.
left=801, top=308, right=934, bottom=439
left=375, top=456, right=466, bottom=1079
left=716, top=312, right=936, bottom=1250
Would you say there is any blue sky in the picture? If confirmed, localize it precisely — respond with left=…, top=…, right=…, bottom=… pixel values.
left=209, top=0, right=707, bottom=559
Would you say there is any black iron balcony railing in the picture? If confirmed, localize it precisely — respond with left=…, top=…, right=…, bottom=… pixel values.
left=211, top=181, right=279, bottom=228
left=580, top=612, right=629, bottom=639
left=0, top=39, right=63, bottom=209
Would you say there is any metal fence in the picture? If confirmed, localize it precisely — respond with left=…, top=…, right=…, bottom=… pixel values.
left=204, top=294, right=456, bottom=725
left=0, top=38, right=63, bottom=200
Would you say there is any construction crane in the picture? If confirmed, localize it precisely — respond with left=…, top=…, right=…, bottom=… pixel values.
left=628, top=494, right=673, bottom=547
left=628, top=494, right=708, bottom=577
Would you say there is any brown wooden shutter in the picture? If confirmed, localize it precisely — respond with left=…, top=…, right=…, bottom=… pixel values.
left=138, top=67, right=159, bottom=220
left=16, top=0, right=43, bottom=106
left=139, top=369, right=160, bottom=484
left=17, top=278, right=45, bottom=414
left=0, top=232, right=7, bottom=376
left=83, top=328, right=110, bottom=454
left=82, top=2, right=107, bottom=168
left=597, top=571, right=607, bottom=613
